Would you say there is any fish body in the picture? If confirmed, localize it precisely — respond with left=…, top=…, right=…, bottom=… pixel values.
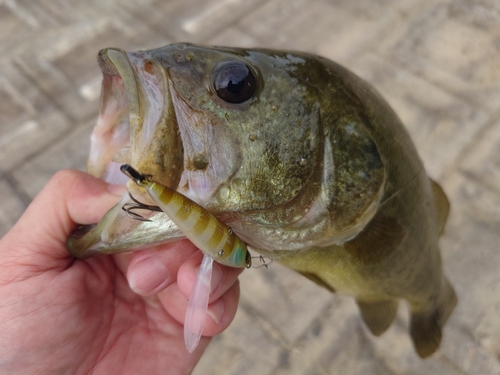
left=67, top=43, right=456, bottom=357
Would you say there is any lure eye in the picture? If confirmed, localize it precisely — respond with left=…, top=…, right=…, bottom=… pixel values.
left=213, top=61, right=257, bottom=104
left=245, top=251, right=252, bottom=268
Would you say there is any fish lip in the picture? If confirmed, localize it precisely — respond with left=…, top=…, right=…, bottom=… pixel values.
left=99, top=48, right=140, bottom=121
left=89, top=48, right=184, bottom=189
left=87, top=48, right=140, bottom=182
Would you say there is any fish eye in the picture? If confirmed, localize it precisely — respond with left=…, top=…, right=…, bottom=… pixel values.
left=213, top=61, right=257, bottom=104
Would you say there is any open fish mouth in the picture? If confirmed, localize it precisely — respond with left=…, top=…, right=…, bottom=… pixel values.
left=67, top=48, right=186, bottom=257
left=88, top=48, right=183, bottom=190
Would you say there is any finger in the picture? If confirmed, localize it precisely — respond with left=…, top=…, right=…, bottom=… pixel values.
left=205, top=282, right=240, bottom=334
left=0, top=170, right=121, bottom=262
left=124, top=240, right=198, bottom=296
left=159, top=279, right=240, bottom=336
left=177, top=251, right=244, bottom=303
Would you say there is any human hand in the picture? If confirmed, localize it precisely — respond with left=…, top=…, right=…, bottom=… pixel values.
left=0, top=170, right=243, bottom=375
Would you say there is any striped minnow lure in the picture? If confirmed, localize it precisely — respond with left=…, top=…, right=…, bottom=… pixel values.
left=121, top=164, right=252, bottom=352
left=120, top=164, right=252, bottom=268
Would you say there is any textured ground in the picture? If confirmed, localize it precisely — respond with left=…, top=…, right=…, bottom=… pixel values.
left=1, top=0, right=500, bottom=374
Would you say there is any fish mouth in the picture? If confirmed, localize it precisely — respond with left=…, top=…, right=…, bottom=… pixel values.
left=88, top=48, right=183, bottom=189
left=67, top=48, right=185, bottom=258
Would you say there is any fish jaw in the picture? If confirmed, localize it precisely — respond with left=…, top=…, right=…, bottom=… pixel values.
left=66, top=193, right=186, bottom=258
left=69, top=48, right=187, bottom=256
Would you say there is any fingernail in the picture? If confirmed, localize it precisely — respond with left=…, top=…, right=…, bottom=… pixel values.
left=207, top=300, right=225, bottom=325
left=108, top=184, right=128, bottom=197
left=129, top=257, right=169, bottom=295
left=210, top=263, right=224, bottom=293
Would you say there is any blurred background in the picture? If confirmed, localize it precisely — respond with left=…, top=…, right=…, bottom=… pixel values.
left=1, top=0, right=499, bottom=373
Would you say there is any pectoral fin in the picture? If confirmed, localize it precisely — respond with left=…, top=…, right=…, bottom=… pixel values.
left=345, top=212, right=406, bottom=264
left=357, top=299, right=399, bottom=336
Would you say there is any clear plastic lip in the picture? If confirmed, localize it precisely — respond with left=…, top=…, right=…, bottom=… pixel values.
left=184, top=253, right=214, bottom=353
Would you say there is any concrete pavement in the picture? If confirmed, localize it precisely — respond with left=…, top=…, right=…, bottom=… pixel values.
left=1, top=0, right=499, bottom=373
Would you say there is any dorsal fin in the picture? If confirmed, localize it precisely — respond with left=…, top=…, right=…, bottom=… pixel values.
left=430, top=179, right=450, bottom=236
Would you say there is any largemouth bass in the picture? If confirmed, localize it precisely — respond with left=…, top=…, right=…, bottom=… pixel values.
left=67, top=43, right=456, bottom=358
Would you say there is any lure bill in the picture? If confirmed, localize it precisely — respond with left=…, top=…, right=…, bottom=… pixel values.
left=120, top=164, right=252, bottom=269
left=184, top=253, right=214, bottom=353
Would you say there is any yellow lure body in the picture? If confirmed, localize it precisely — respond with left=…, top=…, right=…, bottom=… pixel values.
left=121, top=164, right=251, bottom=268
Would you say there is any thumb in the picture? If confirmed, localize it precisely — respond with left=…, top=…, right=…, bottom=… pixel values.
left=0, top=170, right=123, bottom=267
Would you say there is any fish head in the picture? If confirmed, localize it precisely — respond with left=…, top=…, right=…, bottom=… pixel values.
left=68, top=43, right=384, bottom=257
left=92, top=44, right=322, bottom=207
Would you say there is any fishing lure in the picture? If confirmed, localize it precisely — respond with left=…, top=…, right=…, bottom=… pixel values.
left=121, top=164, right=253, bottom=352
left=120, top=164, right=252, bottom=268
left=122, top=191, right=163, bottom=221
left=184, top=253, right=214, bottom=353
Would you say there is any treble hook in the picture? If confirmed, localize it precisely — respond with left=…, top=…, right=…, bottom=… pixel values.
left=251, top=255, right=274, bottom=269
left=122, top=191, right=163, bottom=222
